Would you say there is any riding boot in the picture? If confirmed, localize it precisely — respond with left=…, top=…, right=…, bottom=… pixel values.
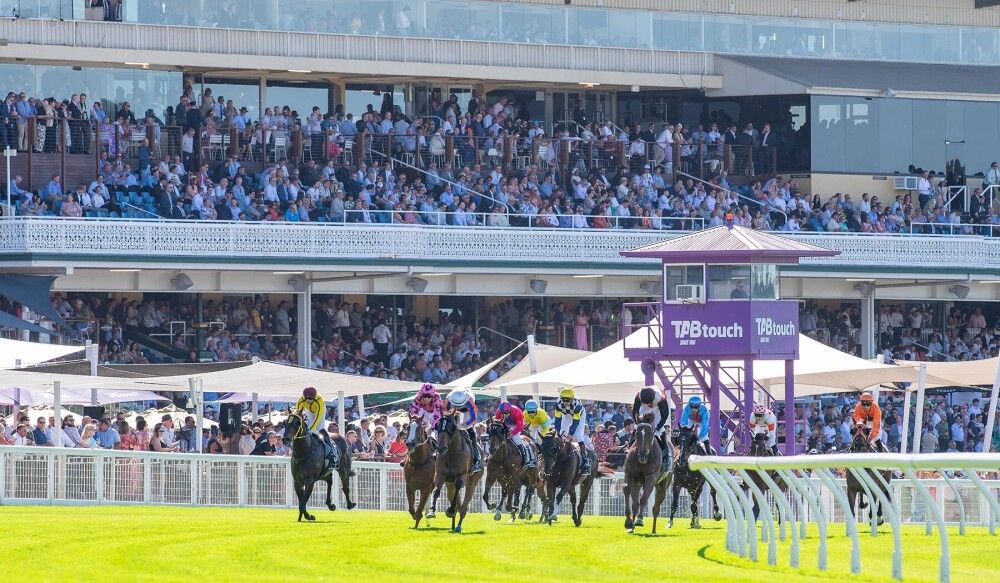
left=578, top=447, right=592, bottom=475
left=659, top=436, right=672, bottom=471
left=319, top=429, right=338, bottom=469
left=521, top=443, right=535, bottom=469
left=467, top=428, right=482, bottom=473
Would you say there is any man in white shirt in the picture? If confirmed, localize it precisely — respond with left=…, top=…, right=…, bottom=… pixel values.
left=917, top=171, right=933, bottom=208
left=372, top=320, right=392, bottom=366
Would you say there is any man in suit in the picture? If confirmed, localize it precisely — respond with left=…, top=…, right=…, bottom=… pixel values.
left=67, top=94, right=85, bottom=153
left=0, top=92, right=18, bottom=149
left=758, top=122, right=777, bottom=174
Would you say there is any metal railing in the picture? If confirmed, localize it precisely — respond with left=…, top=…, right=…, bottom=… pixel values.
left=907, top=222, right=999, bottom=236
left=691, top=453, right=1000, bottom=583
left=339, top=209, right=705, bottom=231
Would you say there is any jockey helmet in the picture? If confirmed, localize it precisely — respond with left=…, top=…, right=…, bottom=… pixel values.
left=860, top=392, right=875, bottom=403
left=524, top=399, right=540, bottom=413
left=688, top=395, right=702, bottom=407
left=497, top=402, right=513, bottom=415
left=753, top=403, right=766, bottom=415
left=302, top=387, right=317, bottom=399
left=639, top=387, right=656, bottom=405
left=417, top=383, right=437, bottom=400
left=559, top=386, right=576, bottom=400
left=447, top=389, right=469, bottom=408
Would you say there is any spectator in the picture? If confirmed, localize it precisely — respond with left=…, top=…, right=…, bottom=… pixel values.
left=32, top=417, right=52, bottom=446
left=250, top=430, right=280, bottom=455
left=77, top=424, right=99, bottom=449
left=386, top=431, right=408, bottom=463
left=94, top=418, right=122, bottom=449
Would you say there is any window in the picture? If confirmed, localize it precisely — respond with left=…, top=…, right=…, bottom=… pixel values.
left=750, top=264, right=779, bottom=300
left=706, top=265, right=751, bottom=300
left=662, top=265, right=704, bottom=301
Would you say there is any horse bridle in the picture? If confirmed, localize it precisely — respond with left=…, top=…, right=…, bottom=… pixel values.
left=288, top=412, right=306, bottom=440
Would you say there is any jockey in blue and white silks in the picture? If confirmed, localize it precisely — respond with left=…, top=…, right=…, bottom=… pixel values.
left=680, top=395, right=711, bottom=455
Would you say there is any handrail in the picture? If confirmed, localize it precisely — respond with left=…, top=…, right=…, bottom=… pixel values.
left=339, top=208, right=705, bottom=230
left=906, top=341, right=958, bottom=362
left=907, top=221, right=994, bottom=236
left=675, top=170, right=787, bottom=224
left=122, top=201, right=160, bottom=218
left=945, top=185, right=967, bottom=212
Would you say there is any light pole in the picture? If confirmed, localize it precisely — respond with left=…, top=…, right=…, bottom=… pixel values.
left=3, top=146, right=16, bottom=216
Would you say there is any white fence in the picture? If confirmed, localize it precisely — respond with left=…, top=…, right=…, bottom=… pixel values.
left=690, top=453, right=1000, bottom=583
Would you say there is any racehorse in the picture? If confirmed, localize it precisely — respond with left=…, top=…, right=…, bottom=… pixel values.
left=539, top=432, right=597, bottom=527
left=282, top=412, right=356, bottom=522
left=429, top=414, right=482, bottom=533
left=668, top=426, right=721, bottom=529
left=403, top=416, right=436, bottom=528
left=743, top=432, right=786, bottom=521
left=846, top=423, right=892, bottom=526
left=482, top=421, right=539, bottom=522
left=623, top=421, right=670, bottom=534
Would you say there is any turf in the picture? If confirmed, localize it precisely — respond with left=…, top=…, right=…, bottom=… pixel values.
left=2, top=506, right=996, bottom=582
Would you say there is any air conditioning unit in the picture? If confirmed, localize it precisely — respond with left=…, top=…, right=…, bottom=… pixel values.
left=676, top=284, right=704, bottom=303
left=893, top=176, right=919, bottom=190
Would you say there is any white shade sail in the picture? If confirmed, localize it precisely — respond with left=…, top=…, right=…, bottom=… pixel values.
left=485, top=343, right=590, bottom=389
left=904, top=357, right=1000, bottom=390
left=0, top=338, right=85, bottom=369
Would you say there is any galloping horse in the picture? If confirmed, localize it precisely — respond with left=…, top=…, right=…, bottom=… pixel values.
left=482, top=421, right=539, bottom=522
left=743, top=432, right=786, bottom=521
left=403, top=416, right=436, bottom=528
left=668, top=426, right=721, bottom=529
left=282, top=412, right=356, bottom=522
left=846, top=423, right=892, bottom=526
left=429, top=414, right=482, bottom=533
left=539, top=432, right=597, bottom=527
left=623, top=422, right=670, bottom=534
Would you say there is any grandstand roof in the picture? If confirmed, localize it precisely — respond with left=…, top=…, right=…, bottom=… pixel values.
left=722, top=55, right=1000, bottom=97
left=620, top=225, right=840, bottom=263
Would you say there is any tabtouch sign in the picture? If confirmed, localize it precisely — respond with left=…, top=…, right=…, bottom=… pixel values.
left=661, top=300, right=799, bottom=359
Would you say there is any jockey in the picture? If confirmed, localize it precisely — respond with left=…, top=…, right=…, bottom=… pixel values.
left=409, top=383, right=443, bottom=434
left=554, top=386, right=594, bottom=475
left=295, top=386, right=340, bottom=469
left=444, top=388, right=482, bottom=473
left=495, top=401, right=534, bottom=469
left=679, top=395, right=711, bottom=455
left=632, top=386, right=672, bottom=465
left=523, top=399, right=553, bottom=445
left=851, top=392, right=887, bottom=452
left=748, top=403, right=778, bottom=455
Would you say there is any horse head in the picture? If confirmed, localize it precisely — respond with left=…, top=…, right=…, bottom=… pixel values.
left=539, top=431, right=561, bottom=476
left=487, top=420, right=509, bottom=453
left=634, top=422, right=654, bottom=464
left=851, top=423, right=871, bottom=452
left=282, top=411, right=304, bottom=446
left=405, top=415, right=426, bottom=448
left=673, top=427, right=695, bottom=469
left=749, top=432, right=771, bottom=456
left=435, top=414, right=457, bottom=454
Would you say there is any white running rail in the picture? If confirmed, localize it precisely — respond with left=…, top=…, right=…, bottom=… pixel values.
left=690, top=453, right=1000, bottom=583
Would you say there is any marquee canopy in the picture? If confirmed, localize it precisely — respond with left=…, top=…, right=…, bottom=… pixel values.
left=0, top=338, right=85, bottom=369
left=907, top=357, right=1000, bottom=390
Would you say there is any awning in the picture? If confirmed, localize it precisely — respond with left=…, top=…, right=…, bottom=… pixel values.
left=0, top=338, right=85, bottom=369
left=485, top=343, right=589, bottom=389
left=906, top=357, right=1000, bottom=390
left=717, top=55, right=1000, bottom=100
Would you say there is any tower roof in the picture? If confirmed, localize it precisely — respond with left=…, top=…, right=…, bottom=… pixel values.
left=620, top=226, right=840, bottom=263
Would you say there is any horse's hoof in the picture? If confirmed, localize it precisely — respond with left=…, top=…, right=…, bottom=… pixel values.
left=453, top=526, right=462, bottom=533
left=635, top=517, right=644, bottom=527
left=527, top=513, right=533, bottom=520
left=626, top=528, right=634, bottom=534
left=346, top=502, right=357, bottom=510
left=573, top=517, right=582, bottom=527
left=668, top=520, right=674, bottom=528
left=493, top=512, right=502, bottom=521
left=328, top=504, right=337, bottom=511
left=305, top=515, right=316, bottom=522
left=713, top=512, right=722, bottom=521
left=425, top=511, right=435, bottom=519
left=691, top=522, right=701, bottom=529
left=485, top=502, right=495, bottom=511
left=445, top=509, right=455, bottom=519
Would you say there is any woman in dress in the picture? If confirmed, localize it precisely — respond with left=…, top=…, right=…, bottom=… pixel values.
left=77, top=424, right=99, bottom=449
left=367, top=425, right=388, bottom=461
left=132, top=416, right=151, bottom=451
left=386, top=431, right=408, bottom=463
left=574, top=305, right=590, bottom=351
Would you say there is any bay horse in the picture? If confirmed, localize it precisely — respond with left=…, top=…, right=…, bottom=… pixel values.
left=846, top=423, right=892, bottom=526
left=282, top=412, right=356, bottom=522
left=623, top=422, right=670, bottom=534
left=668, top=426, right=721, bottom=529
left=429, top=414, right=482, bottom=533
left=539, top=432, right=597, bottom=527
left=743, top=432, right=787, bottom=521
left=482, top=421, right=538, bottom=522
left=403, top=416, right=436, bottom=528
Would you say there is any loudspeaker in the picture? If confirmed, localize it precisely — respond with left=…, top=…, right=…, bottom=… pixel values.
left=219, top=403, right=242, bottom=435
left=83, top=406, right=105, bottom=420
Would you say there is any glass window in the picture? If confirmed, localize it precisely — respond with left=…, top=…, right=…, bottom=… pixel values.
left=874, top=23, right=900, bottom=62
left=706, top=265, right=750, bottom=301
left=500, top=4, right=563, bottom=44
left=569, top=8, right=611, bottom=47
left=705, top=15, right=748, bottom=54
left=810, top=96, right=845, bottom=172
left=842, top=22, right=875, bottom=60
left=750, top=264, right=778, bottom=300
left=844, top=98, right=877, bottom=174
left=662, top=264, right=704, bottom=302
left=652, top=13, right=696, bottom=51
left=910, top=100, right=946, bottom=174
left=927, top=26, right=960, bottom=64
left=204, top=78, right=260, bottom=120
left=265, top=80, right=329, bottom=120
left=875, top=99, right=913, bottom=175
left=795, top=20, right=834, bottom=58
left=962, top=102, right=1000, bottom=175
left=899, top=25, right=926, bottom=62
left=963, top=27, right=999, bottom=65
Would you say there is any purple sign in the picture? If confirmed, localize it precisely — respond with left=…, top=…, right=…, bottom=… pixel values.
left=658, top=300, right=799, bottom=359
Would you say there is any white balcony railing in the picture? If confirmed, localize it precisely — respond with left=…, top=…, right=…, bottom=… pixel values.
left=1, top=217, right=998, bottom=270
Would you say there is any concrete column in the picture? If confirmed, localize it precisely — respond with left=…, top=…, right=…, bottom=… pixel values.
left=912, top=363, right=927, bottom=454
left=709, top=360, right=721, bottom=453
left=783, top=359, right=795, bottom=456
left=53, top=380, right=62, bottom=448
left=860, top=293, right=875, bottom=359
left=297, top=289, right=312, bottom=368
left=86, top=340, right=98, bottom=405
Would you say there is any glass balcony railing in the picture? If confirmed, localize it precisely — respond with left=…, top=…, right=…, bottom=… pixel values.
left=14, top=0, right=1000, bottom=67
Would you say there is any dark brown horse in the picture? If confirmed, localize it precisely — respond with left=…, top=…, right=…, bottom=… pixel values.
left=668, top=426, right=721, bottom=529
left=846, top=423, right=892, bottom=526
left=429, top=414, right=482, bottom=533
left=539, top=433, right=597, bottom=527
left=482, top=421, right=539, bottom=522
left=403, top=416, right=436, bottom=528
left=282, top=412, right=356, bottom=522
left=743, top=432, right=786, bottom=521
left=623, top=422, right=670, bottom=534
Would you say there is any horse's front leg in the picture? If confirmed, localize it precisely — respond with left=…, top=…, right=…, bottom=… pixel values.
left=324, top=475, right=336, bottom=511
left=623, top=481, right=634, bottom=531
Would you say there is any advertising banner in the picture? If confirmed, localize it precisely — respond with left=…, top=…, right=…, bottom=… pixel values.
left=660, top=300, right=799, bottom=359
